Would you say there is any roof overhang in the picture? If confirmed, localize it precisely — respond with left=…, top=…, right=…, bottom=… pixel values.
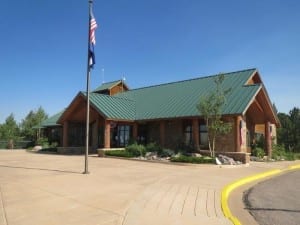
left=58, top=92, right=108, bottom=124
left=243, top=86, right=280, bottom=127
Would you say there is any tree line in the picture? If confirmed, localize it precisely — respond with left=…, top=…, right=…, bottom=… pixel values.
left=277, top=107, right=300, bottom=152
left=0, top=107, right=48, bottom=144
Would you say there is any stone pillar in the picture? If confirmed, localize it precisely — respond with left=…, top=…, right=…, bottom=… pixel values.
left=192, top=118, right=200, bottom=151
left=104, top=120, right=111, bottom=149
left=160, top=121, right=165, bottom=147
left=235, top=116, right=241, bottom=152
left=265, top=121, right=272, bottom=157
left=63, top=121, right=68, bottom=147
left=133, top=123, right=138, bottom=141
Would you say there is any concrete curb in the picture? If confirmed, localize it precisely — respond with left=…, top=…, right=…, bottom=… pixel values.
left=221, top=163, right=300, bottom=225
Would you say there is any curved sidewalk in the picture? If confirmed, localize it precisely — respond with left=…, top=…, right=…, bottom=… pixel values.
left=0, top=150, right=299, bottom=225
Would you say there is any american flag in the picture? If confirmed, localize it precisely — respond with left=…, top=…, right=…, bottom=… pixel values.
left=89, top=9, right=97, bottom=68
left=89, top=11, right=98, bottom=45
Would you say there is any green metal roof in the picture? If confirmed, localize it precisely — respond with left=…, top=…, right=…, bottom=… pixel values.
left=112, top=68, right=260, bottom=120
left=81, top=92, right=136, bottom=120
left=45, top=68, right=266, bottom=124
left=40, top=110, right=65, bottom=127
left=92, top=80, right=122, bottom=92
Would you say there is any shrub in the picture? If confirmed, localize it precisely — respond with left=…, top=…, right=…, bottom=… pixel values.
left=125, top=143, right=146, bottom=157
left=146, top=142, right=162, bottom=154
left=160, top=149, right=175, bottom=157
left=170, top=155, right=214, bottom=164
left=36, top=137, right=49, bottom=146
left=252, top=147, right=265, bottom=158
left=105, top=150, right=135, bottom=158
left=272, top=144, right=286, bottom=160
left=39, top=147, right=57, bottom=153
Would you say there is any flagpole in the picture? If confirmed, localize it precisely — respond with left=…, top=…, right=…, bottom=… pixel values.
left=84, top=0, right=93, bottom=174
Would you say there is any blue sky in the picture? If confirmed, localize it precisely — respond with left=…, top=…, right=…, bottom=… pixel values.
left=0, top=0, right=299, bottom=123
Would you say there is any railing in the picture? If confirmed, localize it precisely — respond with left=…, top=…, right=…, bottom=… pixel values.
left=0, top=140, right=34, bottom=149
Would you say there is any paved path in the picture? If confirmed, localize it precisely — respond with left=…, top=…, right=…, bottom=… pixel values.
left=244, top=170, right=300, bottom=225
left=0, top=150, right=299, bottom=225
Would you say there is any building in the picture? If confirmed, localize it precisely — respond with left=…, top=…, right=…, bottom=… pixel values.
left=41, top=68, right=280, bottom=163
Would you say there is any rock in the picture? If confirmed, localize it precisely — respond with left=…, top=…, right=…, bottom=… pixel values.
left=33, top=146, right=42, bottom=151
left=145, top=152, right=157, bottom=160
left=192, top=153, right=202, bottom=157
left=174, top=153, right=181, bottom=158
left=215, top=157, right=222, bottom=165
left=218, top=154, right=236, bottom=165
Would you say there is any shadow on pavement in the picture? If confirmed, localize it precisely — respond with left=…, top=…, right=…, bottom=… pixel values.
left=0, top=164, right=81, bottom=174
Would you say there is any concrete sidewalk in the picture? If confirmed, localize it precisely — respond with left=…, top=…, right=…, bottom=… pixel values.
left=0, top=150, right=298, bottom=225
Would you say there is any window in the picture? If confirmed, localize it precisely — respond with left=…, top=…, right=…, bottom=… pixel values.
left=184, top=125, right=192, bottom=145
left=113, top=125, right=131, bottom=147
left=199, top=124, right=208, bottom=146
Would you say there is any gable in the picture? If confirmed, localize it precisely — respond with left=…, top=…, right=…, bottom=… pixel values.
left=93, top=80, right=129, bottom=95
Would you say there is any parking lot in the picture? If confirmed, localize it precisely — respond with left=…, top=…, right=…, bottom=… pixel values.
left=0, top=150, right=298, bottom=225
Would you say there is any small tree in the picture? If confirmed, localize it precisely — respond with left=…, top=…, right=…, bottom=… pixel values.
left=197, top=74, right=232, bottom=157
left=20, top=106, right=48, bottom=140
left=0, top=113, right=20, bottom=149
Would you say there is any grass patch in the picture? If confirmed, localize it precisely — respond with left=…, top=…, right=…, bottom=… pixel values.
left=104, top=150, right=135, bottom=158
left=170, top=155, right=215, bottom=164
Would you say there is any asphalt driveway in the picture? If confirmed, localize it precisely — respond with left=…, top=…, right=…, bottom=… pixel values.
left=244, top=170, right=300, bottom=225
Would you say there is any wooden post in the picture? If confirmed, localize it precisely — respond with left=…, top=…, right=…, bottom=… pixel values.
left=63, top=121, right=68, bottom=147
left=192, top=118, right=199, bottom=151
left=133, top=123, right=138, bottom=141
left=265, top=121, right=272, bottom=157
left=235, top=116, right=241, bottom=152
left=160, top=121, right=165, bottom=147
left=92, top=118, right=99, bottom=149
left=104, top=120, right=111, bottom=149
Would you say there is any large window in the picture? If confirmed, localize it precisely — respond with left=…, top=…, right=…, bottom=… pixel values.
left=199, top=124, right=208, bottom=147
left=112, top=125, right=131, bottom=147
left=68, top=123, right=85, bottom=146
left=184, top=125, right=193, bottom=145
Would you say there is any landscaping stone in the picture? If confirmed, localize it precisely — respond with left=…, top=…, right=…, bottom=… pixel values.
left=192, top=153, right=202, bottom=157
left=33, top=145, right=42, bottom=151
left=217, top=154, right=236, bottom=165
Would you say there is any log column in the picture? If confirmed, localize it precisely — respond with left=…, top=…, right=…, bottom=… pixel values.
left=160, top=121, right=165, bottom=147
left=92, top=118, right=99, bottom=149
left=265, top=121, right=272, bottom=157
left=104, top=120, right=111, bottom=149
left=133, top=123, right=138, bottom=141
left=192, top=118, right=200, bottom=151
left=63, top=121, right=68, bottom=147
left=235, top=116, right=242, bottom=152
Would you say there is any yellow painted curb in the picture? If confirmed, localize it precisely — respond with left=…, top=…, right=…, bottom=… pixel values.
left=221, top=169, right=282, bottom=225
left=288, top=164, right=300, bottom=171
left=221, top=163, right=300, bottom=225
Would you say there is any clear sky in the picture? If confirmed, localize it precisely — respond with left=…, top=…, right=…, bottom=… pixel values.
left=0, top=0, right=299, bottom=123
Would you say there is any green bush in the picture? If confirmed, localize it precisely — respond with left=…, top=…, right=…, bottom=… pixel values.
left=160, top=149, right=175, bottom=157
left=252, top=147, right=265, bottom=158
left=272, top=144, right=298, bottom=161
left=146, top=142, right=162, bottom=153
left=272, top=144, right=286, bottom=160
left=39, top=147, right=57, bottom=153
left=170, top=155, right=214, bottom=164
left=125, top=143, right=146, bottom=157
left=36, top=137, right=49, bottom=146
left=105, top=150, right=135, bottom=158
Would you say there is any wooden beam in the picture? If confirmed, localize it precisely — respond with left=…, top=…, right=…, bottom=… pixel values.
left=192, top=118, right=199, bottom=151
left=104, top=120, right=111, bottom=148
